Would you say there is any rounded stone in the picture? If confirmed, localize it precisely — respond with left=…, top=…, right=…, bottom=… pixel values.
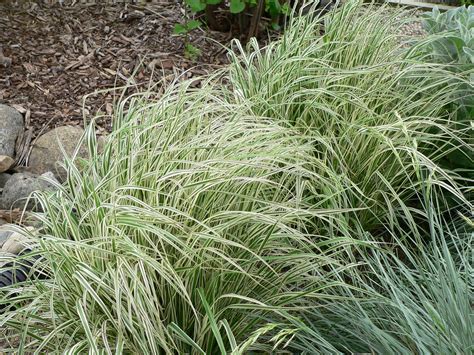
left=0, top=172, right=11, bottom=188
left=0, top=172, right=58, bottom=211
left=0, top=104, right=23, bottom=158
left=0, top=225, right=35, bottom=254
left=0, top=155, right=14, bottom=173
left=0, top=229, right=13, bottom=248
left=28, top=126, right=88, bottom=181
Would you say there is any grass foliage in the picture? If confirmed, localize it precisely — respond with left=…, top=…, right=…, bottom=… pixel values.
left=0, top=1, right=472, bottom=353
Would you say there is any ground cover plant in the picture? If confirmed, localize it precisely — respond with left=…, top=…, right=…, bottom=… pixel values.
left=178, top=0, right=289, bottom=37
left=414, top=5, right=473, bottom=179
left=0, top=1, right=472, bottom=353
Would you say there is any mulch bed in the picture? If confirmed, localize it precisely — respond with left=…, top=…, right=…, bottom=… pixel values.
left=0, top=0, right=230, bottom=138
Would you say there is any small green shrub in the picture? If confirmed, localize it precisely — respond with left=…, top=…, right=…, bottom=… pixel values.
left=174, top=0, right=294, bottom=57
left=412, top=5, right=474, bottom=179
left=421, top=6, right=473, bottom=65
left=181, top=0, right=289, bottom=37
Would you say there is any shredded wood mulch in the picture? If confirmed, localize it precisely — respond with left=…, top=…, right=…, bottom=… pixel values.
left=0, top=0, right=230, bottom=138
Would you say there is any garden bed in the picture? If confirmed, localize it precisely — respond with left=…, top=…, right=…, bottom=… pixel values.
left=0, top=2, right=472, bottom=353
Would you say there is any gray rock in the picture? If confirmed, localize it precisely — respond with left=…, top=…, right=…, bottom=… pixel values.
left=0, top=229, right=13, bottom=248
left=0, top=172, right=11, bottom=188
left=0, top=172, right=59, bottom=211
left=0, top=104, right=23, bottom=158
left=0, top=155, right=14, bottom=173
left=28, top=126, right=88, bottom=181
left=0, top=226, right=35, bottom=254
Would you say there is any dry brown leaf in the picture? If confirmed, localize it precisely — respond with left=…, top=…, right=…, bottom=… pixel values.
left=160, top=59, right=175, bottom=69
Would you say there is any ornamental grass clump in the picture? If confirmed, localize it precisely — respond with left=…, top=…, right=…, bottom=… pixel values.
left=1, top=83, right=359, bottom=353
left=282, top=197, right=473, bottom=354
left=228, top=1, right=472, bottom=233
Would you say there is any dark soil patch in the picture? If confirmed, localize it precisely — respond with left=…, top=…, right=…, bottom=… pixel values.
left=0, top=0, right=230, bottom=138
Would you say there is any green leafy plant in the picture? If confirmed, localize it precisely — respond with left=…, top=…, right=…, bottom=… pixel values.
left=413, top=5, right=474, bottom=178
left=185, top=0, right=252, bottom=14
left=184, top=0, right=289, bottom=39
left=173, top=19, right=203, bottom=60
left=421, top=6, right=474, bottom=65
left=175, top=0, right=306, bottom=57
left=173, top=19, right=202, bottom=35
left=184, top=43, right=202, bottom=60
